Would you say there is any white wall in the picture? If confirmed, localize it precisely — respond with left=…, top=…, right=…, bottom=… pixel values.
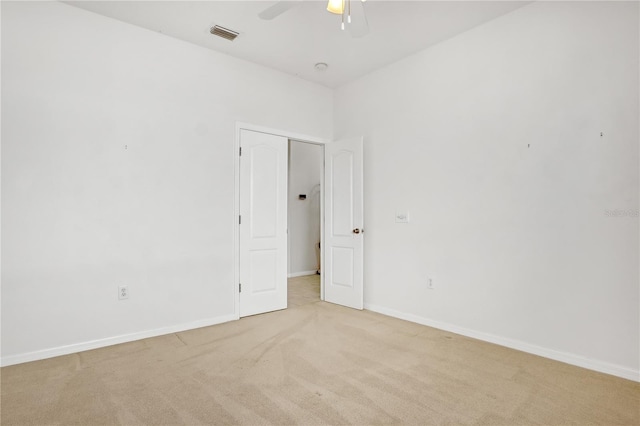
left=2, top=0, right=638, bottom=382
left=288, top=142, right=322, bottom=276
left=1, top=1, right=332, bottom=363
left=334, top=1, right=639, bottom=380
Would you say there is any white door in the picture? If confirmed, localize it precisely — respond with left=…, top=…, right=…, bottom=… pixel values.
left=239, top=130, right=288, bottom=317
left=324, top=137, right=364, bottom=310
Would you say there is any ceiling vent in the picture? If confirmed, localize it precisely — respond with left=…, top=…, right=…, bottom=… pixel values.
left=210, top=25, right=239, bottom=41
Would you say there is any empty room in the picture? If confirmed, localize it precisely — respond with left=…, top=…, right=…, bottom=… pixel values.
left=1, top=0, right=639, bottom=425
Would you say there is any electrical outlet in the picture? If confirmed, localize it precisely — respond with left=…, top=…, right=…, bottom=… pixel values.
left=118, top=285, right=129, bottom=300
left=427, top=278, right=435, bottom=290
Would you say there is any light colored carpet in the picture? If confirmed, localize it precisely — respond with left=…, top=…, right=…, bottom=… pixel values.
left=287, top=274, right=321, bottom=308
left=2, top=275, right=639, bottom=425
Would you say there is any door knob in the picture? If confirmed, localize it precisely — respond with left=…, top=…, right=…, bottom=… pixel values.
left=353, top=228, right=361, bottom=234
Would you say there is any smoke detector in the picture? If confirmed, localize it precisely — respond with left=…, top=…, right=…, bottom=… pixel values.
left=315, top=63, right=329, bottom=71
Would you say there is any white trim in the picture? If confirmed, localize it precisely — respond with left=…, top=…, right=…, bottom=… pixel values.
left=0, top=314, right=237, bottom=367
left=233, top=124, right=242, bottom=321
left=235, top=122, right=328, bottom=318
left=364, top=303, right=640, bottom=383
left=236, top=122, right=329, bottom=146
left=287, top=142, right=292, bottom=283
left=319, top=148, right=325, bottom=301
left=288, top=270, right=318, bottom=278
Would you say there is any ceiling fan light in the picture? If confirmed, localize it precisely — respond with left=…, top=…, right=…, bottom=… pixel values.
left=327, top=0, right=344, bottom=15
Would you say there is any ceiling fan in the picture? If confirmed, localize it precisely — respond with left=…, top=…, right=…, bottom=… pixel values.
left=258, top=0, right=370, bottom=38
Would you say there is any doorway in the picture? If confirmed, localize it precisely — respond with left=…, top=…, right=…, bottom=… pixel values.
left=287, top=140, right=323, bottom=307
left=234, top=123, right=364, bottom=319
left=234, top=124, right=328, bottom=319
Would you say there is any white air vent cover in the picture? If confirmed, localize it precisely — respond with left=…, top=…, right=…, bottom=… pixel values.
left=210, top=25, right=239, bottom=41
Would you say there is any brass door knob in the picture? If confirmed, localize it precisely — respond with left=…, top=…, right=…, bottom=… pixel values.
left=353, top=228, right=361, bottom=234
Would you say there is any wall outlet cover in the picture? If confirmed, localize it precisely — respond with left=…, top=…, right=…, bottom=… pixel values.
left=118, top=285, right=129, bottom=300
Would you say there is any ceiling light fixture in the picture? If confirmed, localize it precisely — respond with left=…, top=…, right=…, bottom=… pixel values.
left=326, top=0, right=344, bottom=14
left=327, top=0, right=366, bottom=30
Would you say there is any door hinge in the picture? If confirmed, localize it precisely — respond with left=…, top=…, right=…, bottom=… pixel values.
left=239, top=215, right=241, bottom=224
left=239, top=146, right=242, bottom=156
left=239, top=283, right=242, bottom=293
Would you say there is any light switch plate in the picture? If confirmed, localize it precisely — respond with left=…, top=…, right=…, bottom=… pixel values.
left=395, top=211, right=409, bottom=223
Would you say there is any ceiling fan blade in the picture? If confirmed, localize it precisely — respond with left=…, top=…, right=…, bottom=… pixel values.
left=258, top=1, right=297, bottom=20
left=348, top=0, right=369, bottom=38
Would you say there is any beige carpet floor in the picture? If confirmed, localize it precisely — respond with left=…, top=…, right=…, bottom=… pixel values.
left=1, top=275, right=639, bottom=425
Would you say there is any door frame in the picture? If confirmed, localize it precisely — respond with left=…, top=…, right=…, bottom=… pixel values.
left=234, top=122, right=329, bottom=319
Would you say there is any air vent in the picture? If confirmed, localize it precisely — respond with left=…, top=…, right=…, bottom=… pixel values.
left=210, top=25, right=239, bottom=41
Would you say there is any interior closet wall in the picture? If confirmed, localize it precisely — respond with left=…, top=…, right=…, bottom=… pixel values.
left=288, top=142, right=323, bottom=277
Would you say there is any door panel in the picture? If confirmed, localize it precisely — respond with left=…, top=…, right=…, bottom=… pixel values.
left=239, top=130, right=288, bottom=317
left=249, top=249, right=278, bottom=292
left=332, top=151, right=353, bottom=236
left=324, top=137, right=364, bottom=310
left=331, top=247, right=354, bottom=288
left=250, top=146, right=279, bottom=238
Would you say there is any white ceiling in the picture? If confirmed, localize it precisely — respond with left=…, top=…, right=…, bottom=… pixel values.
left=65, top=1, right=528, bottom=88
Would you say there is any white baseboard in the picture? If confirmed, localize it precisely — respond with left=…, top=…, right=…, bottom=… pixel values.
left=364, top=303, right=639, bottom=383
left=0, top=313, right=238, bottom=367
left=288, top=270, right=318, bottom=278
